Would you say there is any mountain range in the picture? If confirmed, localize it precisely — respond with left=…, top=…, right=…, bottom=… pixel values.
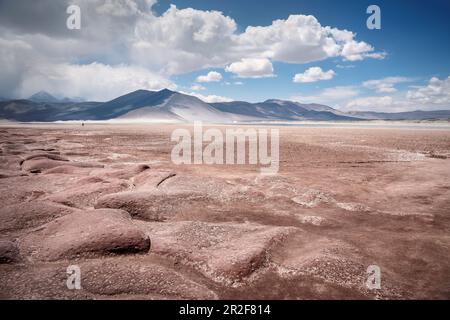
left=28, top=91, right=85, bottom=104
left=0, top=89, right=449, bottom=122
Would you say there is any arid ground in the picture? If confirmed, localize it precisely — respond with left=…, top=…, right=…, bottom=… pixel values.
left=0, top=123, right=449, bottom=299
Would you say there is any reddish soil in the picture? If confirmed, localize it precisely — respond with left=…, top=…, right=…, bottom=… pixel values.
left=0, top=123, right=449, bottom=299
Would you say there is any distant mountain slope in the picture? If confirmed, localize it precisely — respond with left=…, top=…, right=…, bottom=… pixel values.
left=28, top=91, right=85, bottom=104
left=65, top=89, right=169, bottom=120
left=0, top=99, right=101, bottom=122
left=28, top=91, right=60, bottom=103
left=66, top=89, right=252, bottom=122
left=118, top=90, right=245, bottom=122
left=264, top=100, right=337, bottom=113
left=0, top=89, right=449, bottom=122
left=211, top=99, right=357, bottom=121
left=348, top=110, right=450, bottom=120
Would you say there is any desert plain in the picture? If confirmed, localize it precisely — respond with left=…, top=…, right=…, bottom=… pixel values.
left=0, top=122, right=449, bottom=299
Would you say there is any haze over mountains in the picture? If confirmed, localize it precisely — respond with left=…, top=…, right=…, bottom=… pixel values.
left=0, top=89, right=449, bottom=122
left=28, top=91, right=85, bottom=104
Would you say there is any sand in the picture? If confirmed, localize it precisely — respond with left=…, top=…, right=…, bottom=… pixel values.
left=0, top=122, right=449, bottom=299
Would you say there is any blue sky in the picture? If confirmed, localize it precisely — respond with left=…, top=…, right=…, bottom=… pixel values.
left=0, top=0, right=449, bottom=111
left=163, top=0, right=450, bottom=109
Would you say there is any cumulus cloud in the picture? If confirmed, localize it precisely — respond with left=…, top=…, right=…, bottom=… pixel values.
left=340, top=41, right=385, bottom=61
left=133, top=8, right=383, bottom=75
left=344, top=76, right=450, bottom=112
left=291, top=76, right=450, bottom=112
left=132, top=4, right=238, bottom=75
left=196, top=71, right=223, bottom=83
left=363, top=77, right=413, bottom=93
left=225, top=58, right=274, bottom=78
left=0, top=0, right=383, bottom=99
left=406, top=76, right=450, bottom=105
left=293, top=67, right=335, bottom=83
left=238, top=17, right=383, bottom=64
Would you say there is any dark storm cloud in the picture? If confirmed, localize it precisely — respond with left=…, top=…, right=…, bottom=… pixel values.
left=0, top=0, right=74, bottom=37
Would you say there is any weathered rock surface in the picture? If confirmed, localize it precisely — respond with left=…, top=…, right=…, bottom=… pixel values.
left=0, top=200, right=78, bottom=232
left=21, top=209, right=150, bottom=261
left=0, top=175, right=74, bottom=206
left=0, top=258, right=217, bottom=299
left=0, top=169, right=27, bottom=179
left=81, top=259, right=217, bottom=299
left=137, top=220, right=296, bottom=285
left=1, top=125, right=449, bottom=299
left=0, top=240, right=20, bottom=263
left=95, top=189, right=208, bottom=221
left=91, top=164, right=151, bottom=180
left=47, top=177, right=130, bottom=208
left=22, top=158, right=104, bottom=173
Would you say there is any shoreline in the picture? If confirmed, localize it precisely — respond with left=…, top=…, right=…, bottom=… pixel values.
left=1, top=119, right=450, bottom=130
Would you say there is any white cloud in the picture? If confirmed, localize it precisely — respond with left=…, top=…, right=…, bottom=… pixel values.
left=345, top=96, right=406, bottom=112
left=363, top=77, right=412, bottom=93
left=0, top=1, right=384, bottom=99
left=293, top=67, right=335, bottom=83
left=406, top=76, right=450, bottom=105
left=291, top=86, right=358, bottom=104
left=344, top=76, right=450, bottom=111
left=225, top=58, right=274, bottom=78
left=133, top=6, right=383, bottom=74
left=190, top=84, right=206, bottom=91
left=196, top=71, right=223, bottom=83
left=132, top=5, right=238, bottom=75
left=292, top=76, right=450, bottom=112
left=340, top=40, right=385, bottom=61
left=185, top=92, right=233, bottom=103
left=19, top=62, right=176, bottom=101
left=238, top=17, right=383, bottom=64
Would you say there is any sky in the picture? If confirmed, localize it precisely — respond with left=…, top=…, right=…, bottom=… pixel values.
left=0, top=0, right=449, bottom=112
